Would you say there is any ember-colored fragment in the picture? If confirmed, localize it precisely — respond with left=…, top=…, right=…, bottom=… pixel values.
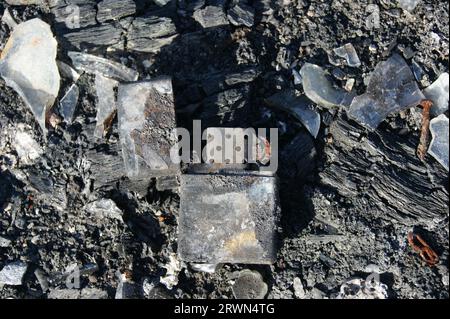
left=417, top=100, right=433, bottom=161
left=407, top=232, right=439, bottom=266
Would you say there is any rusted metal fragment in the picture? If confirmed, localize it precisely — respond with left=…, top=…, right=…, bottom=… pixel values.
left=179, top=174, right=280, bottom=265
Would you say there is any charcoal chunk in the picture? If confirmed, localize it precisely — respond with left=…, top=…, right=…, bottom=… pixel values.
left=63, top=24, right=123, bottom=50
left=97, top=0, right=136, bottom=23
left=280, top=132, right=317, bottom=180
left=86, top=143, right=125, bottom=188
left=200, top=86, right=252, bottom=127
left=193, top=6, right=229, bottom=28
left=178, top=0, right=205, bottom=12
left=319, top=113, right=448, bottom=225
left=26, top=168, right=67, bottom=211
left=227, top=3, right=255, bottom=27
left=51, top=1, right=97, bottom=29
left=127, top=16, right=178, bottom=53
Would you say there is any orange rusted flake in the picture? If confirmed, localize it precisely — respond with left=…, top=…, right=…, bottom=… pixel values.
left=407, top=232, right=439, bottom=266
left=157, top=216, right=166, bottom=223
left=417, top=99, right=434, bottom=161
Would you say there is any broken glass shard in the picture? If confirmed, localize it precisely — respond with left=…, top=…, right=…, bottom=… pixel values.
left=85, top=199, right=123, bottom=222
left=59, top=84, right=79, bottom=124
left=68, top=51, right=138, bottom=82
left=15, top=130, right=42, bottom=165
left=190, top=263, right=220, bottom=273
left=398, top=0, right=421, bottom=12
left=154, top=0, right=171, bottom=6
left=347, top=54, right=425, bottom=130
left=0, top=236, right=12, bottom=248
left=193, top=6, right=229, bottom=28
left=57, top=61, right=80, bottom=82
left=292, top=69, right=302, bottom=85
left=337, top=277, right=388, bottom=299
left=424, top=72, right=449, bottom=117
left=266, top=91, right=321, bottom=138
left=293, top=277, right=307, bottom=298
left=366, top=4, right=380, bottom=30
left=179, top=174, right=280, bottom=265
left=345, top=78, right=356, bottom=92
left=0, top=18, right=60, bottom=135
left=117, top=77, right=179, bottom=179
left=160, top=254, right=181, bottom=290
left=333, top=43, right=361, bottom=67
left=1, top=8, right=18, bottom=29
left=94, top=73, right=118, bottom=139
left=411, top=60, right=423, bottom=82
left=300, top=63, right=355, bottom=109
left=428, top=114, right=449, bottom=171
left=0, top=261, right=28, bottom=286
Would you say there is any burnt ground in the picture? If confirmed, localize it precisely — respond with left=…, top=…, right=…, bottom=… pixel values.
left=0, top=0, right=449, bottom=299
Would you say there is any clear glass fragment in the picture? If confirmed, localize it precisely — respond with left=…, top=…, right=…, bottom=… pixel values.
left=300, top=63, right=355, bottom=109
left=94, top=73, right=118, bottom=139
left=424, top=72, right=449, bottom=116
left=57, top=61, right=80, bottom=82
left=333, top=43, right=361, bottom=67
left=0, top=18, right=60, bottom=135
left=68, top=51, right=138, bottom=82
left=347, top=54, right=425, bottom=130
left=1, top=8, right=18, bottom=29
left=266, top=91, right=321, bottom=138
left=428, top=114, right=449, bottom=171
left=117, top=77, right=178, bottom=178
left=398, top=0, right=421, bottom=12
left=59, top=84, right=79, bottom=124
